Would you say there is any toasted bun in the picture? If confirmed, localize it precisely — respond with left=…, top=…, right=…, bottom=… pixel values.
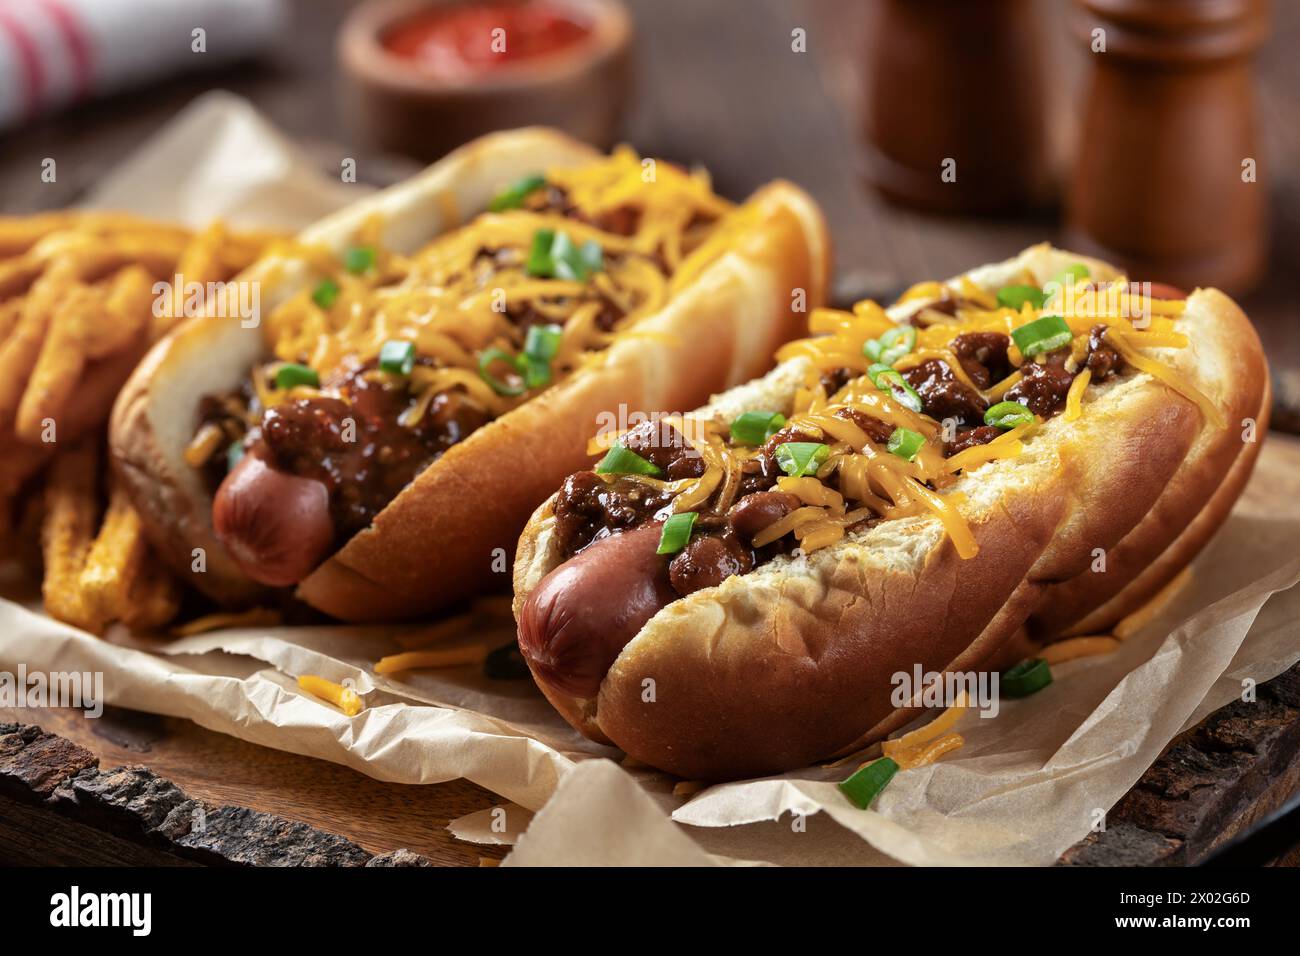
left=110, top=128, right=831, bottom=618
left=512, top=244, right=1268, bottom=780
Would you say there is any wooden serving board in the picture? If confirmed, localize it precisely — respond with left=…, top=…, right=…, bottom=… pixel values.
left=3, top=435, right=1299, bottom=867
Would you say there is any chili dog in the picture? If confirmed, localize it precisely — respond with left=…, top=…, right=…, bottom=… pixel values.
left=513, top=244, right=1269, bottom=780
left=110, top=128, right=830, bottom=621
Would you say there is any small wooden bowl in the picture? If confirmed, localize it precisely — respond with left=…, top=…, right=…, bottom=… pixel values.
left=339, top=0, right=632, bottom=161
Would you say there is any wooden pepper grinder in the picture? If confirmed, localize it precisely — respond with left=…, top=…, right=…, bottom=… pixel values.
left=1065, top=0, right=1270, bottom=294
left=861, top=0, right=1055, bottom=214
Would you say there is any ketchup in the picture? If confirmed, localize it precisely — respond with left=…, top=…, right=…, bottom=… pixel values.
left=382, top=2, right=594, bottom=79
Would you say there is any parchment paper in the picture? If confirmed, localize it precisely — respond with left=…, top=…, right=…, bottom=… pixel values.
left=2, top=94, right=1297, bottom=866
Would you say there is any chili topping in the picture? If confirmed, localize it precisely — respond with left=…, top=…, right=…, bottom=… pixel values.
left=188, top=148, right=738, bottom=542
left=552, top=263, right=1217, bottom=598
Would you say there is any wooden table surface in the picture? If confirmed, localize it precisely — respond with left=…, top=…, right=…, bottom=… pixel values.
left=1, top=0, right=1298, bottom=866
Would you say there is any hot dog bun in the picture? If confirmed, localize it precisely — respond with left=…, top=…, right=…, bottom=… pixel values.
left=512, top=244, right=1268, bottom=780
left=110, top=128, right=831, bottom=619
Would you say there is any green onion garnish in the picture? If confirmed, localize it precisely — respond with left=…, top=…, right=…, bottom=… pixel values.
left=552, top=232, right=604, bottom=281
left=863, top=338, right=883, bottom=361
left=866, top=362, right=894, bottom=386
left=1000, top=658, right=1053, bottom=698
left=656, top=512, right=698, bottom=555
left=477, top=348, right=527, bottom=396
left=594, top=443, right=662, bottom=477
left=526, top=228, right=556, bottom=277
left=730, top=410, right=786, bottom=445
left=877, top=326, right=917, bottom=366
left=838, top=757, right=899, bottom=809
left=378, top=339, right=416, bottom=376
left=887, top=427, right=925, bottom=461
left=344, top=245, right=377, bottom=275
left=775, top=441, right=829, bottom=477
left=488, top=173, right=546, bottom=212
left=1011, top=314, right=1073, bottom=358
left=984, top=401, right=1034, bottom=429
left=312, top=277, right=340, bottom=309
left=996, top=284, right=1046, bottom=310
left=274, top=363, right=319, bottom=390
left=519, top=323, right=563, bottom=388
left=526, top=229, right=604, bottom=281
left=873, top=369, right=924, bottom=413
left=1052, top=262, right=1091, bottom=287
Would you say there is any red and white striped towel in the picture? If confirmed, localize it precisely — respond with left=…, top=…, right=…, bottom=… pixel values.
left=0, top=0, right=287, bottom=130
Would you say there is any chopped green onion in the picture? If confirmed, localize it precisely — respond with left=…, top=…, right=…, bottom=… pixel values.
left=863, top=338, right=883, bottom=361
left=378, top=339, right=416, bottom=376
left=227, top=439, right=245, bottom=472
left=344, top=245, right=377, bottom=275
left=526, top=229, right=604, bottom=281
left=866, top=362, right=894, bottom=386
left=1042, top=263, right=1091, bottom=303
left=477, top=348, right=527, bottom=397
left=553, top=232, right=604, bottom=281
left=1011, top=314, right=1073, bottom=358
left=656, top=512, right=698, bottom=555
left=595, top=443, right=662, bottom=476
left=520, top=323, right=564, bottom=388
left=312, top=277, right=340, bottom=309
left=274, top=363, right=319, bottom=390
left=1000, top=658, right=1053, bottom=698
left=996, top=284, right=1046, bottom=310
left=887, top=427, right=925, bottom=461
left=524, top=323, right=563, bottom=362
left=730, top=410, right=786, bottom=445
left=984, top=400, right=1034, bottom=429
left=877, top=326, right=917, bottom=366
left=838, top=757, right=899, bottom=809
left=488, top=173, right=546, bottom=212
left=775, top=441, right=829, bottom=477
left=1053, top=262, right=1091, bottom=287
left=873, top=369, right=924, bottom=413
left=526, top=228, right=556, bottom=276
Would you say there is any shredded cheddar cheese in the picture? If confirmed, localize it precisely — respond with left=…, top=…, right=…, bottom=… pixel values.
left=297, top=675, right=364, bottom=716
left=1040, top=636, right=1120, bottom=665
left=591, top=259, right=1222, bottom=566
left=228, top=148, right=736, bottom=448
left=374, top=645, right=490, bottom=674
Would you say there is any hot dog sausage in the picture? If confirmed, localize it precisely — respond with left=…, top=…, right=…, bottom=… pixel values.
left=212, top=453, right=335, bottom=587
left=517, top=523, right=676, bottom=698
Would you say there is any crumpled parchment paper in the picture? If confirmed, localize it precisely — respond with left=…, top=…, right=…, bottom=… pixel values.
left=3, top=94, right=1297, bottom=866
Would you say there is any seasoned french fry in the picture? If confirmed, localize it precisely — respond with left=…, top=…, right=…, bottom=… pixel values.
left=0, top=258, right=72, bottom=424
left=221, top=229, right=283, bottom=272
left=40, top=439, right=102, bottom=632
left=28, top=231, right=184, bottom=282
left=0, top=298, right=24, bottom=344
left=158, top=222, right=227, bottom=338
left=119, top=556, right=182, bottom=632
left=0, top=254, right=44, bottom=302
left=0, top=212, right=78, bottom=257
left=86, top=264, right=152, bottom=358
left=78, top=482, right=151, bottom=627
left=16, top=283, right=99, bottom=442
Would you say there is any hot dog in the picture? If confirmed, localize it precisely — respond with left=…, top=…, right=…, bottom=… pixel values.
left=211, top=453, right=333, bottom=587
left=518, top=522, right=675, bottom=698
left=512, top=244, right=1269, bottom=780
left=110, top=128, right=830, bottom=621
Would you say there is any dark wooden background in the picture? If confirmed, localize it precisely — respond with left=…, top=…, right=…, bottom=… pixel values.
left=2, top=0, right=1296, bottom=373
left=1, top=0, right=1298, bottom=866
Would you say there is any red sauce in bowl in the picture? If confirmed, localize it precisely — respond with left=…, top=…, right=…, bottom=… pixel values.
left=382, top=2, right=594, bottom=79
